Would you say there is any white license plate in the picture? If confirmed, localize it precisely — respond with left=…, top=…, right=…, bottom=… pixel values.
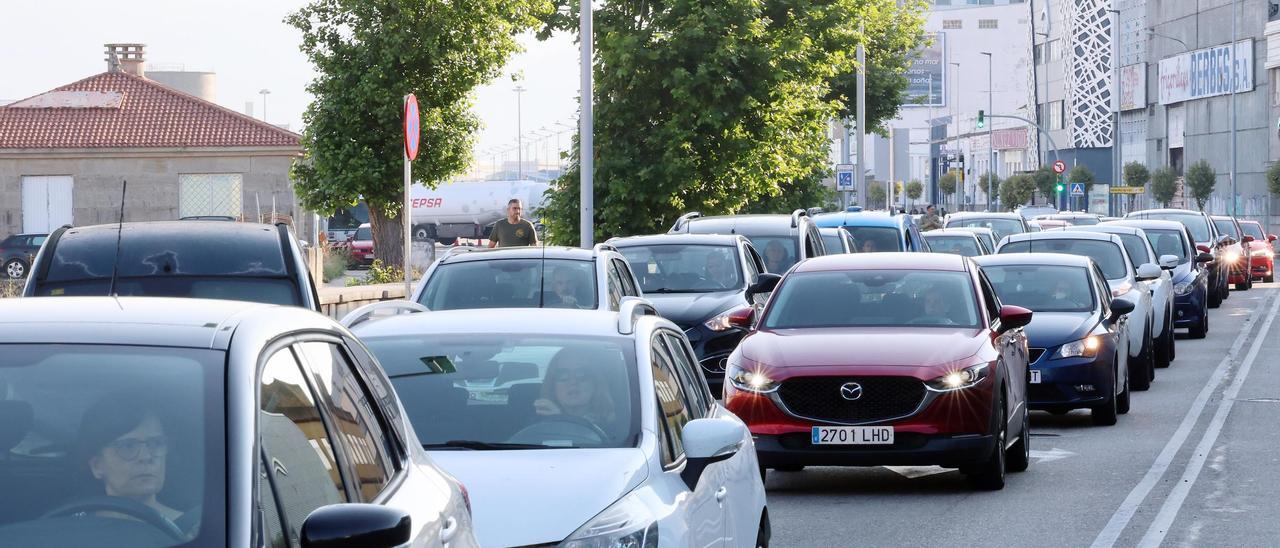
left=1030, top=370, right=1042, bottom=384
left=810, top=426, right=894, bottom=445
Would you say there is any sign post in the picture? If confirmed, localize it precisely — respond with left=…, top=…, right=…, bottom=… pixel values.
left=404, top=94, right=420, bottom=296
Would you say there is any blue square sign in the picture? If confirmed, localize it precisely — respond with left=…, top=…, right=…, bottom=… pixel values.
left=1070, top=182, right=1085, bottom=196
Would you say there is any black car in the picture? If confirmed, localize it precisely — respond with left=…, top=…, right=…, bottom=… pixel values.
left=975, top=254, right=1135, bottom=426
left=610, top=233, right=781, bottom=394
left=1, top=233, right=47, bottom=280
left=1127, top=209, right=1230, bottom=307
left=23, top=221, right=320, bottom=310
left=669, top=209, right=827, bottom=274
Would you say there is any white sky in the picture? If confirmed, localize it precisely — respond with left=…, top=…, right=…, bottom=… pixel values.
left=0, top=0, right=579, bottom=166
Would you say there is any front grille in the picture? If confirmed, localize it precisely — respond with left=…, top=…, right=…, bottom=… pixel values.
left=777, top=376, right=926, bottom=424
left=1029, top=348, right=1046, bottom=363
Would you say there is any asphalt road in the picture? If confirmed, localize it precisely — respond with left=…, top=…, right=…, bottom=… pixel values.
left=766, top=283, right=1280, bottom=548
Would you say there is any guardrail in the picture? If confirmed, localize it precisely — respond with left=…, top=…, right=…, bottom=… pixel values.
left=318, top=283, right=407, bottom=320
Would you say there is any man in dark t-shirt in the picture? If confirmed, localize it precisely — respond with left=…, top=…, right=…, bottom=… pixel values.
left=489, top=198, right=539, bottom=247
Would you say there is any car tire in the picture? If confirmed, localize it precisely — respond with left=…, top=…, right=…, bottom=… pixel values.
left=1116, top=357, right=1131, bottom=415
left=1189, top=312, right=1208, bottom=339
left=966, top=392, right=1007, bottom=491
left=1166, top=309, right=1176, bottom=362
left=755, top=509, right=771, bottom=548
left=1266, top=275, right=1275, bottom=283
left=1155, top=323, right=1172, bottom=369
left=758, top=464, right=767, bottom=484
left=1006, top=407, right=1030, bottom=473
left=1092, top=395, right=1119, bottom=426
left=1129, top=327, right=1153, bottom=392
left=4, top=258, right=26, bottom=280
left=773, top=464, right=805, bottom=472
left=436, top=237, right=457, bottom=246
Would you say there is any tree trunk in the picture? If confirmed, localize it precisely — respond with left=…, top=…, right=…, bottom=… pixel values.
left=368, top=202, right=405, bottom=268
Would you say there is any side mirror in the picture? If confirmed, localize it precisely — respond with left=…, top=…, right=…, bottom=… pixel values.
left=746, top=273, right=782, bottom=304
left=1136, top=263, right=1162, bottom=281
left=1269, top=234, right=1278, bottom=243
left=1196, top=244, right=1211, bottom=253
left=1159, top=255, right=1179, bottom=270
left=1242, top=235, right=1255, bottom=244
left=1109, top=299, right=1136, bottom=321
left=301, top=504, right=411, bottom=548
left=726, top=306, right=755, bottom=329
left=997, top=305, right=1034, bottom=333
left=680, top=418, right=746, bottom=490
left=1195, top=252, right=1214, bottom=263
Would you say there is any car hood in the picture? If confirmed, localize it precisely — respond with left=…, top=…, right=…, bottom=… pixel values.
left=429, top=448, right=649, bottom=547
left=643, top=290, right=744, bottom=327
left=742, top=327, right=986, bottom=367
left=1171, top=261, right=1195, bottom=283
left=1022, top=311, right=1096, bottom=347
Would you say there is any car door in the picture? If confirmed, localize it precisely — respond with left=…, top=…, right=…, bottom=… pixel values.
left=979, top=270, right=1025, bottom=422
left=612, top=257, right=643, bottom=298
left=650, top=334, right=726, bottom=546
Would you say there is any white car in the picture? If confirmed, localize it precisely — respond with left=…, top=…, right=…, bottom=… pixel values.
left=1067, top=224, right=1180, bottom=367
left=345, top=299, right=770, bottom=547
left=998, top=232, right=1162, bottom=391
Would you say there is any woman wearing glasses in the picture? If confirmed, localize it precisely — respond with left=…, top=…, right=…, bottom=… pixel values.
left=533, top=346, right=618, bottom=435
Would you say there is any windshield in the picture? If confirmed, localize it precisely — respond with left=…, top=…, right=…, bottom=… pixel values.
left=763, top=270, right=979, bottom=329
left=1240, top=222, right=1266, bottom=241
left=0, top=345, right=223, bottom=547
left=985, top=265, right=1095, bottom=313
left=1115, top=234, right=1153, bottom=267
left=924, top=235, right=983, bottom=257
left=355, top=226, right=372, bottom=241
left=1144, top=229, right=1189, bottom=264
left=844, top=226, right=902, bottom=252
left=362, top=334, right=638, bottom=449
left=750, top=236, right=799, bottom=273
left=1138, top=213, right=1210, bottom=242
left=820, top=233, right=846, bottom=253
left=618, top=244, right=742, bottom=293
left=947, top=218, right=1025, bottom=241
left=1212, top=220, right=1238, bottom=239
left=999, top=239, right=1128, bottom=280
left=419, top=259, right=598, bottom=310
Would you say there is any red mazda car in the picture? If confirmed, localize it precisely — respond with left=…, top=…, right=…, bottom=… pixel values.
left=724, top=253, right=1034, bottom=489
left=346, top=223, right=375, bottom=267
left=1238, top=220, right=1276, bottom=283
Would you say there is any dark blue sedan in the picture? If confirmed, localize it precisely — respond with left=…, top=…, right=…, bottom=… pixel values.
left=1107, top=219, right=1213, bottom=338
left=975, top=253, right=1135, bottom=426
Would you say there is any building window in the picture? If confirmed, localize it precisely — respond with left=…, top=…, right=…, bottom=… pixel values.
left=943, top=20, right=962, bottom=29
left=1047, top=39, right=1063, bottom=61
left=1043, top=100, right=1065, bottom=131
left=978, top=19, right=998, bottom=29
left=1034, top=43, right=1044, bottom=64
left=179, top=173, right=243, bottom=219
left=1272, top=69, right=1280, bottom=106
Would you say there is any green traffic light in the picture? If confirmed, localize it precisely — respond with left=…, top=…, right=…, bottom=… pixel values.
left=1055, top=183, right=1064, bottom=192
left=977, top=110, right=985, bottom=129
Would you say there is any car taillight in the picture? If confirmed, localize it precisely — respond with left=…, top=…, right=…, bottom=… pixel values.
left=459, top=482, right=472, bottom=514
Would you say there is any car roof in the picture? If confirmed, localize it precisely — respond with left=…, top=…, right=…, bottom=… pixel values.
left=0, top=296, right=288, bottom=349
left=1103, top=219, right=1187, bottom=231
left=1050, top=224, right=1144, bottom=236
left=352, top=307, right=641, bottom=339
left=609, top=233, right=744, bottom=247
left=439, top=246, right=598, bottom=264
left=922, top=229, right=980, bottom=238
left=1209, top=215, right=1237, bottom=221
left=947, top=226, right=995, bottom=234
left=948, top=212, right=1025, bottom=220
left=1003, top=230, right=1119, bottom=243
left=793, top=252, right=969, bottom=273
left=812, top=211, right=906, bottom=229
left=973, top=253, right=1096, bottom=269
left=679, top=214, right=803, bottom=235
left=1127, top=208, right=1204, bottom=217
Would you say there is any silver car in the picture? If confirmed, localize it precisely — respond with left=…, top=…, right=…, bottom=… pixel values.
left=0, top=297, right=476, bottom=548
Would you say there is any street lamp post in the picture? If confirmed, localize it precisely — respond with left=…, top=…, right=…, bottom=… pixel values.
left=258, top=89, right=271, bottom=122
left=1230, top=0, right=1238, bottom=217
left=950, top=61, right=961, bottom=212
left=980, top=52, right=993, bottom=211
left=580, top=0, right=594, bottom=248
left=1107, top=8, right=1120, bottom=218
left=513, top=85, right=526, bottom=180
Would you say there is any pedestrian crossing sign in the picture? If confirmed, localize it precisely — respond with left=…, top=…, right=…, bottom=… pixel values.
left=1070, top=182, right=1085, bottom=196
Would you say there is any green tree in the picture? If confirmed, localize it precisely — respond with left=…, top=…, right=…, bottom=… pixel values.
left=1267, top=161, right=1280, bottom=197
left=1123, top=162, right=1150, bottom=188
left=741, top=168, right=837, bottom=214
left=938, top=171, right=957, bottom=200
left=287, top=0, right=549, bottom=264
left=539, top=0, right=928, bottom=243
left=1031, top=165, right=1057, bottom=201
left=1185, top=160, right=1217, bottom=211
left=999, top=174, right=1035, bottom=211
left=980, top=172, right=1000, bottom=206
left=906, top=180, right=923, bottom=207
left=1151, top=167, right=1178, bottom=207
left=1068, top=164, right=1096, bottom=192
left=868, top=184, right=887, bottom=209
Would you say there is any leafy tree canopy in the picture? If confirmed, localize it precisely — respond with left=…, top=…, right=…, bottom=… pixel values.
left=1185, top=160, right=1216, bottom=211
left=1151, top=167, right=1178, bottom=208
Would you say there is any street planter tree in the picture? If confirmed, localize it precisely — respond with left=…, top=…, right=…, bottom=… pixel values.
left=1185, top=160, right=1217, bottom=211
left=868, top=184, right=887, bottom=210
left=1122, top=162, right=1150, bottom=213
left=906, top=180, right=923, bottom=211
left=999, top=174, right=1035, bottom=211
left=1031, top=165, right=1056, bottom=204
left=979, top=173, right=1000, bottom=210
left=1151, top=167, right=1177, bottom=208
left=939, top=172, right=957, bottom=210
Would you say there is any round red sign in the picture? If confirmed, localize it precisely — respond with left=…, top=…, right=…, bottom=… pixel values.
left=1052, top=160, right=1066, bottom=174
left=404, top=94, right=420, bottom=161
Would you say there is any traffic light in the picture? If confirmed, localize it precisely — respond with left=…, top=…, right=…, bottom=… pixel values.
left=1055, top=175, right=1064, bottom=193
left=977, top=110, right=985, bottom=129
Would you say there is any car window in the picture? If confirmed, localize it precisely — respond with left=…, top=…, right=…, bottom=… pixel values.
left=1092, top=265, right=1112, bottom=307
left=924, top=234, right=983, bottom=257
left=742, top=245, right=761, bottom=283
left=750, top=236, right=799, bottom=273
left=999, top=238, right=1128, bottom=280
left=1240, top=222, right=1266, bottom=241
left=30, top=235, right=46, bottom=246
left=355, top=226, right=372, bottom=241
left=619, top=244, right=744, bottom=293
left=984, top=265, right=1095, bottom=313
left=746, top=245, right=767, bottom=277
left=651, top=341, right=692, bottom=467
left=418, top=258, right=599, bottom=310
left=259, top=348, right=347, bottom=547
left=0, top=345, right=222, bottom=547
left=1144, top=229, right=1189, bottom=264
left=362, top=334, right=639, bottom=449
left=605, top=262, right=624, bottom=310
left=613, top=258, right=641, bottom=296
left=1116, top=234, right=1154, bottom=266
left=660, top=332, right=711, bottom=417
left=978, top=271, right=1002, bottom=323
left=821, top=232, right=845, bottom=253
left=763, top=270, right=980, bottom=328
left=1137, top=213, right=1211, bottom=242
left=294, top=342, right=397, bottom=502
left=844, top=226, right=901, bottom=252
left=1212, top=219, right=1239, bottom=239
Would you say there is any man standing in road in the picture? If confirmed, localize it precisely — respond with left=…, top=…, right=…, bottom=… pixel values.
left=919, top=204, right=942, bottom=232
left=489, top=198, right=539, bottom=248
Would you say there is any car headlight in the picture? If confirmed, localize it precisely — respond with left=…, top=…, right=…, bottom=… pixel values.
left=1224, top=250, right=1241, bottom=264
left=1054, top=336, right=1101, bottom=359
left=704, top=305, right=752, bottom=332
left=1174, top=282, right=1194, bottom=296
left=925, top=363, right=990, bottom=392
left=561, top=490, right=658, bottom=548
left=726, top=364, right=778, bottom=394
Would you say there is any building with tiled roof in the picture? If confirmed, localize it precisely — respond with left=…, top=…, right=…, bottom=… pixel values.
left=0, top=44, right=307, bottom=264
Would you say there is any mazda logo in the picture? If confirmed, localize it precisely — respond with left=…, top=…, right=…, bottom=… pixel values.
left=839, top=382, right=863, bottom=401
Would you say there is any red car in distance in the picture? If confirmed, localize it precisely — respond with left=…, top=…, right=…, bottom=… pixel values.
left=724, top=253, right=1034, bottom=490
left=1238, top=220, right=1276, bottom=283
left=347, top=223, right=375, bottom=267
left=1211, top=216, right=1252, bottom=290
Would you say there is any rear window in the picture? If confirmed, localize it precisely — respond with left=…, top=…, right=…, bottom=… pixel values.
left=1135, top=213, right=1210, bottom=242
left=844, top=227, right=902, bottom=253
left=355, top=226, right=373, bottom=241
left=1115, top=234, right=1152, bottom=267
left=1145, top=229, right=1189, bottom=264
left=419, top=258, right=598, bottom=310
left=924, top=234, right=983, bottom=257
left=999, top=238, right=1128, bottom=279
left=1240, top=222, right=1265, bottom=241
left=984, top=265, right=1095, bottom=313
left=1212, top=220, right=1238, bottom=239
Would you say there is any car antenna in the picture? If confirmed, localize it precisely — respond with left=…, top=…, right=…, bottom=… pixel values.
left=108, top=180, right=127, bottom=297
left=538, top=237, right=547, bottom=308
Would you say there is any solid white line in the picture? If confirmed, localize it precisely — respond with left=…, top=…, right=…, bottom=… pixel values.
left=1090, top=290, right=1276, bottom=548
left=1136, top=291, right=1280, bottom=547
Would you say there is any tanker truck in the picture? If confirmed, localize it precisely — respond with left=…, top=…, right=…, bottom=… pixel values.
left=408, top=180, right=550, bottom=244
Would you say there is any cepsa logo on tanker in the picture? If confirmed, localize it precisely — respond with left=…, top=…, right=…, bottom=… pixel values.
left=411, top=198, right=444, bottom=208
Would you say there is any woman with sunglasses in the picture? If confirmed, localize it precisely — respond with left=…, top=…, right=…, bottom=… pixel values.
left=533, top=346, right=618, bottom=434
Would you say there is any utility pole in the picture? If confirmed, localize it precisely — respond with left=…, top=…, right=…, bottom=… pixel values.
left=514, top=85, right=526, bottom=180
left=841, top=118, right=852, bottom=209
left=1230, top=0, right=1238, bottom=216
left=856, top=39, right=867, bottom=208
left=1108, top=9, right=1121, bottom=218
left=981, top=52, right=994, bottom=211
left=950, top=61, right=961, bottom=213
left=579, top=0, right=594, bottom=247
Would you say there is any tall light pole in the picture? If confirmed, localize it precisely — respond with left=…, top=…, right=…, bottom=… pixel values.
left=980, top=52, right=994, bottom=211
left=258, top=89, right=270, bottom=122
left=856, top=34, right=867, bottom=207
left=1107, top=8, right=1120, bottom=217
left=513, top=85, right=526, bottom=180
left=580, top=0, right=594, bottom=248
left=950, top=61, right=961, bottom=212
left=1230, top=0, right=1238, bottom=216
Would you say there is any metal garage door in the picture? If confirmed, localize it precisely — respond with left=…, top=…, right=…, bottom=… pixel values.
left=21, top=176, right=74, bottom=233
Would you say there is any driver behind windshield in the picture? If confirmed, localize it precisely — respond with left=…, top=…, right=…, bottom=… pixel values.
left=534, top=347, right=618, bottom=433
left=703, top=251, right=735, bottom=289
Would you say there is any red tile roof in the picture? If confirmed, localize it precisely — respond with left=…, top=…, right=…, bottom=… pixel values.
left=0, top=71, right=300, bottom=149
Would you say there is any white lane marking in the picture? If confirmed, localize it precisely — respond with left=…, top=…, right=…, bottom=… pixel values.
left=1090, top=291, right=1277, bottom=548
left=884, top=466, right=952, bottom=479
left=1030, top=447, right=1076, bottom=463
left=1136, top=293, right=1280, bottom=547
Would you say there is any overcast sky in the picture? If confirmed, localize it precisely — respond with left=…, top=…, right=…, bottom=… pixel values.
left=0, top=0, right=579, bottom=167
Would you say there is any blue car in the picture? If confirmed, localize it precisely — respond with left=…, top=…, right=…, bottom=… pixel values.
left=975, top=253, right=1135, bottom=426
left=811, top=211, right=929, bottom=253
left=1108, top=219, right=1213, bottom=338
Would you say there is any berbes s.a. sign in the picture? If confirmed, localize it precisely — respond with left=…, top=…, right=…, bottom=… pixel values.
left=1158, top=39, right=1253, bottom=105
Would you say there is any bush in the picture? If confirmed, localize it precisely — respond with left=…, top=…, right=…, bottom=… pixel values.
left=346, top=259, right=404, bottom=287
left=322, top=247, right=350, bottom=283
left=999, top=174, right=1036, bottom=211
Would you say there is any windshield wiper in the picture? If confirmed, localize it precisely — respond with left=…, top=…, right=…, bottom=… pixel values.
left=423, top=440, right=558, bottom=451
left=647, top=287, right=718, bottom=294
